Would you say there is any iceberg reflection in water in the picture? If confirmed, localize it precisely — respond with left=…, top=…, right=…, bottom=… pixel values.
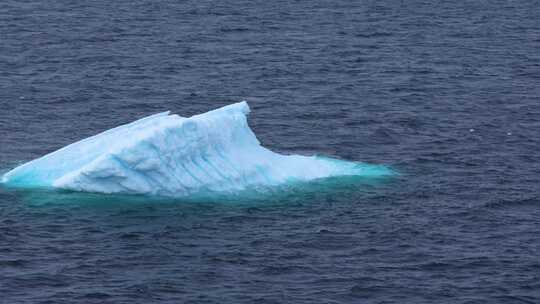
left=1, top=102, right=394, bottom=197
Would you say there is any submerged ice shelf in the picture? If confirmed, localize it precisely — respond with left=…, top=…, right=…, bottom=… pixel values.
left=1, top=102, right=394, bottom=197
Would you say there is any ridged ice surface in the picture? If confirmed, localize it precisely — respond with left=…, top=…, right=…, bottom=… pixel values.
left=1, top=102, right=392, bottom=196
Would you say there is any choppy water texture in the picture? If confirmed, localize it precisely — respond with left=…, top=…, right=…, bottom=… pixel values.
left=1, top=1, right=539, bottom=303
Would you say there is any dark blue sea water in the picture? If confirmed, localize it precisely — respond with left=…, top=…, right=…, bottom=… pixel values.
left=1, top=1, right=540, bottom=303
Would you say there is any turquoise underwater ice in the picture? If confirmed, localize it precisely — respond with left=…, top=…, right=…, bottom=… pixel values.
left=1, top=102, right=394, bottom=197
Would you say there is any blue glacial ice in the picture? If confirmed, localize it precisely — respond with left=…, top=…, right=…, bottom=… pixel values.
left=1, top=102, right=394, bottom=197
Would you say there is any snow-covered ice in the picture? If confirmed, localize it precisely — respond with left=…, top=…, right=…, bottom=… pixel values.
left=1, top=102, right=393, bottom=196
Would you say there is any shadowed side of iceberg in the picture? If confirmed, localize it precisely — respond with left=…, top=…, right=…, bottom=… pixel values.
left=1, top=102, right=395, bottom=197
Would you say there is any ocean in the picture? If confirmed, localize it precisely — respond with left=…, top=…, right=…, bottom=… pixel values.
left=1, top=0, right=539, bottom=303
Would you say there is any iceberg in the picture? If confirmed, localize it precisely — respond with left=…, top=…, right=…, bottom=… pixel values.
left=1, top=102, right=393, bottom=197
